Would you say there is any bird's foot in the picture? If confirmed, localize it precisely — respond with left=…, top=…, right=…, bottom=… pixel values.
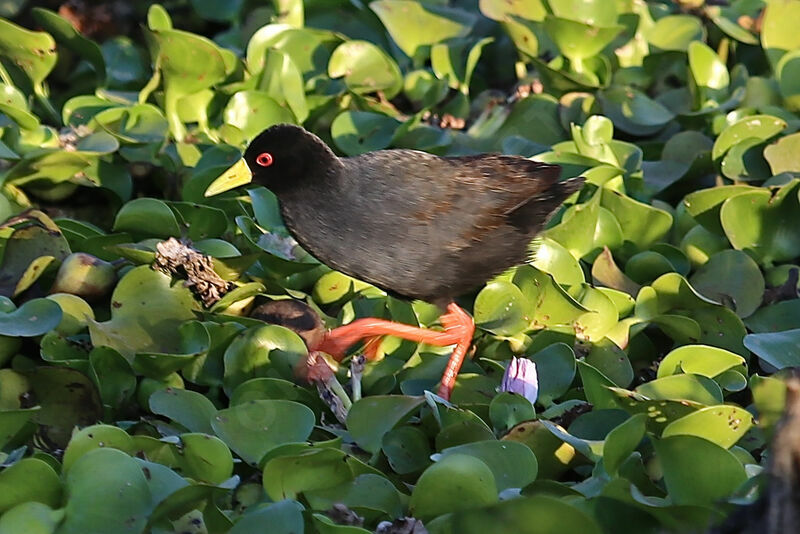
left=436, top=303, right=475, bottom=401
left=309, top=303, right=475, bottom=401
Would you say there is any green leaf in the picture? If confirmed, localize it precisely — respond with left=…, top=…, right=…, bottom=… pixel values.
left=646, top=15, right=704, bottom=52
left=0, top=459, right=60, bottom=514
left=658, top=345, right=746, bottom=379
left=331, top=111, right=400, bottom=156
left=329, top=40, right=403, bottom=98
left=370, top=0, right=477, bottom=59
left=653, top=435, right=747, bottom=505
left=59, top=448, right=151, bottom=534
left=447, top=494, right=603, bottom=534
left=0, top=18, right=57, bottom=87
left=113, top=198, right=182, bottom=238
left=149, top=388, right=216, bottom=434
left=435, top=440, right=538, bottom=491
left=474, top=281, right=533, bottom=336
left=347, top=395, right=425, bottom=454
left=603, top=413, right=646, bottom=476
left=262, top=448, right=354, bottom=501
left=0, top=298, right=62, bottom=337
left=31, top=8, right=105, bottom=83
left=744, top=328, right=800, bottom=370
left=211, top=399, right=315, bottom=464
left=410, top=454, right=497, bottom=520
left=222, top=90, right=296, bottom=141
left=662, top=405, right=754, bottom=448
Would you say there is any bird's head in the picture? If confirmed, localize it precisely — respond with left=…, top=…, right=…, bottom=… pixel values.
left=205, top=124, right=337, bottom=197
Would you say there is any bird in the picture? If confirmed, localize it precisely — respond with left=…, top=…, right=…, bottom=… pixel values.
left=205, top=123, right=584, bottom=400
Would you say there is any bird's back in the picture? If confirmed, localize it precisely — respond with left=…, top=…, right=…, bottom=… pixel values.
left=278, top=149, right=583, bottom=303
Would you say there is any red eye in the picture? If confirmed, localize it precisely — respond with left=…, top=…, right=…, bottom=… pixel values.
left=256, top=152, right=273, bottom=167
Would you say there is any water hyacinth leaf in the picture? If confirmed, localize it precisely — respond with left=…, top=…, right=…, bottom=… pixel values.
left=600, top=86, right=675, bottom=136
left=409, top=453, right=498, bottom=521
left=448, top=494, right=602, bottom=534
left=0, top=84, right=39, bottom=130
left=688, top=41, right=729, bottom=91
left=657, top=345, right=746, bottom=379
left=381, top=425, right=432, bottom=475
left=531, top=237, right=584, bottom=286
left=149, top=387, right=216, bottom=434
left=331, top=111, right=401, bottom=156
left=474, top=281, right=533, bottom=336
left=744, top=328, right=800, bottom=369
left=635, top=374, right=723, bottom=405
left=625, top=251, right=674, bottom=284
left=600, top=189, right=673, bottom=250
left=682, top=185, right=756, bottom=235
left=720, top=180, right=800, bottom=265
left=711, top=114, right=786, bottom=161
left=212, top=399, right=315, bottom=465
left=611, top=388, right=701, bottom=434
left=113, top=197, right=182, bottom=238
left=305, top=473, right=404, bottom=519
left=347, top=395, right=425, bottom=454
left=750, top=374, right=787, bottom=434
left=512, top=265, right=587, bottom=327
left=247, top=26, right=341, bottom=82
left=764, top=132, right=800, bottom=174
left=603, top=413, right=646, bottom=476
left=574, top=286, right=620, bottom=343
left=528, top=342, right=575, bottom=404
left=0, top=502, right=63, bottom=534
left=431, top=37, right=493, bottom=92
left=89, top=346, right=136, bottom=411
left=223, top=90, right=296, bottom=141
left=222, top=324, right=308, bottom=393
left=662, top=405, right=754, bottom=449
left=0, top=459, right=61, bottom=514
left=435, top=440, right=538, bottom=491
left=31, top=8, right=105, bottom=82
left=27, top=366, right=104, bottom=448
left=370, top=0, right=477, bottom=59
left=577, top=360, right=619, bottom=410
left=762, top=0, right=800, bottom=69
left=478, top=0, right=545, bottom=57
left=92, top=104, right=169, bottom=144
left=543, top=190, right=601, bottom=259
left=329, top=40, right=402, bottom=98
left=746, top=299, right=800, bottom=333
left=262, top=448, right=354, bottom=501
left=60, top=448, right=151, bottom=534
left=491, top=95, right=566, bottom=148
left=255, top=48, right=308, bottom=123
left=543, top=16, right=624, bottom=62
left=646, top=15, right=704, bottom=52
left=654, top=435, right=747, bottom=505
left=0, top=18, right=57, bottom=88
left=489, top=392, right=536, bottom=433
left=0, top=298, right=62, bottom=337
left=229, top=500, right=304, bottom=534
left=145, top=27, right=229, bottom=139
left=0, top=408, right=38, bottom=449
left=180, top=433, right=234, bottom=484
left=88, top=266, right=200, bottom=357
left=62, top=424, right=136, bottom=471
left=689, top=250, right=764, bottom=318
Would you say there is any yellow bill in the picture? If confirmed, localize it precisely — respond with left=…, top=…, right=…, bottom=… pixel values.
left=204, top=158, right=253, bottom=197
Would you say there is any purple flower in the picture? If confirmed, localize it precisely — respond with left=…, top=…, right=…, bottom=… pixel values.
left=500, top=357, right=538, bottom=405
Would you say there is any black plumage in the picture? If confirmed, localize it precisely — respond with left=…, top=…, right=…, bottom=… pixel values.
left=241, top=124, right=583, bottom=303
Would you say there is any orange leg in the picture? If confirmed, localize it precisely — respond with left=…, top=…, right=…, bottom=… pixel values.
left=310, top=303, right=475, bottom=400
